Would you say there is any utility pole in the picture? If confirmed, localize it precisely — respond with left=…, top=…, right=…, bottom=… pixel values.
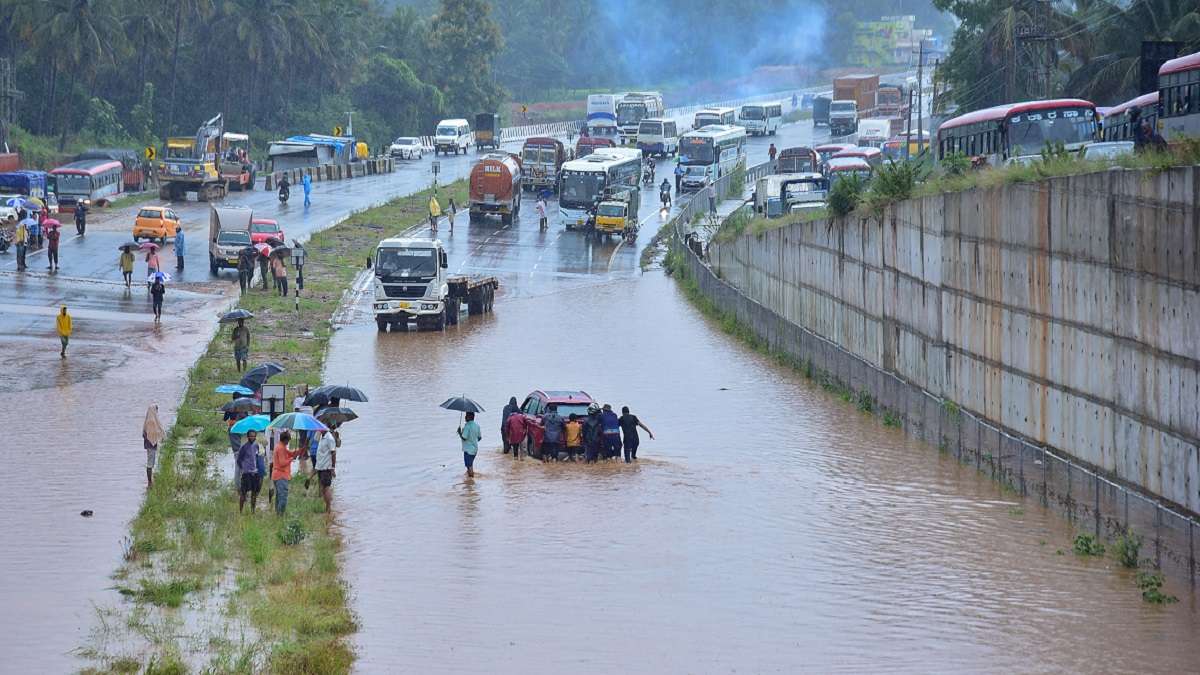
left=904, top=88, right=914, bottom=159
left=916, top=39, right=925, bottom=158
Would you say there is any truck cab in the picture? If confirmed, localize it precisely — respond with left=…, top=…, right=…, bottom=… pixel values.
left=372, top=237, right=499, bottom=332
left=829, top=100, right=859, bottom=137
left=208, top=205, right=253, bottom=275
left=592, top=185, right=640, bottom=239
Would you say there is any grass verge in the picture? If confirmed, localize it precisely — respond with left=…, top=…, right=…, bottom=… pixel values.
left=86, top=180, right=468, bottom=673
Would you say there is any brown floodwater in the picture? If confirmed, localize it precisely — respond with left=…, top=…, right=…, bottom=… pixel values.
left=324, top=270, right=1200, bottom=673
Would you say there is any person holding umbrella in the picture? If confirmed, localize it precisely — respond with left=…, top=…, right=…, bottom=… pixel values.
left=45, top=220, right=60, bottom=271
left=143, top=404, right=164, bottom=488
left=232, top=318, right=250, bottom=371
left=237, top=246, right=255, bottom=293
left=258, top=246, right=270, bottom=291
left=149, top=272, right=166, bottom=322
left=174, top=227, right=186, bottom=271
left=119, top=245, right=135, bottom=287
left=237, top=429, right=263, bottom=513
left=314, top=422, right=339, bottom=514
left=459, top=412, right=482, bottom=478
left=55, top=306, right=72, bottom=358
left=143, top=243, right=161, bottom=283
left=271, top=431, right=304, bottom=515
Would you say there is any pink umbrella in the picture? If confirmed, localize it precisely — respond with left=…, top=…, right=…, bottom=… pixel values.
left=139, top=241, right=160, bottom=251
left=43, top=218, right=61, bottom=229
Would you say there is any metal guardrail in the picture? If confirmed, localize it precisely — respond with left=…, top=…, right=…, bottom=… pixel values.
left=668, top=164, right=1200, bottom=583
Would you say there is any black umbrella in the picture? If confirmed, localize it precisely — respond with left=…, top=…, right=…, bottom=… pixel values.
left=221, top=397, right=261, bottom=413
left=315, top=407, right=358, bottom=426
left=269, top=246, right=292, bottom=259
left=305, top=384, right=369, bottom=407
left=239, top=361, right=285, bottom=391
left=265, top=236, right=286, bottom=247
left=220, top=309, right=255, bottom=323
left=118, top=241, right=140, bottom=251
left=439, top=395, right=485, bottom=413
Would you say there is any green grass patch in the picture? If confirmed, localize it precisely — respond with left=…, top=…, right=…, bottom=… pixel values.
left=87, top=178, right=469, bottom=673
left=1072, top=533, right=1106, bottom=557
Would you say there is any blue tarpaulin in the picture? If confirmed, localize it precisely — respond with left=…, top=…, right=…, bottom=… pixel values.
left=0, top=170, right=47, bottom=195
left=284, top=135, right=352, bottom=153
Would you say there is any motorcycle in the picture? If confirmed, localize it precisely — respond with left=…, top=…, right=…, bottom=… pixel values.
left=278, top=183, right=290, bottom=203
left=642, top=167, right=655, bottom=186
left=660, top=188, right=671, bottom=209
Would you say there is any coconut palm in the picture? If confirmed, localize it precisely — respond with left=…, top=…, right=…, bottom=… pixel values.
left=1064, top=0, right=1200, bottom=104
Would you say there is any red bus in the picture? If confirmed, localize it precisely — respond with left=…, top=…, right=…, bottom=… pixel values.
left=1158, top=50, right=1200, bottom=143
left=1100, top=92, right=1158, bottom=142
left=936, top=98, right=1099, bottom=164
left=50, top=159, right=124, bottom=210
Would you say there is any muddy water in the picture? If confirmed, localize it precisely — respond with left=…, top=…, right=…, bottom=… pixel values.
left=324, top=272, right=1200, bottom=673
left=0, top=279, right=229, bottom=670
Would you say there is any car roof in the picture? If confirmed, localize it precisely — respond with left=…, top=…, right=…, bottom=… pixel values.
left=139, top=205, right=166, bottom=213
left=251, top=218, right=279, bottom=225
left=536, top=390, right=593, bottom=404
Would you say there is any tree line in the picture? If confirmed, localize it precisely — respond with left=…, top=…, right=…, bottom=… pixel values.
left=933, top=0, right=1200, bottom=113
left=0, top=0, right=949, bottom=157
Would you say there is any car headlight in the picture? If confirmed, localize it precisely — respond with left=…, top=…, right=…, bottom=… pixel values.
left=422, top=303, right=439, bottom=311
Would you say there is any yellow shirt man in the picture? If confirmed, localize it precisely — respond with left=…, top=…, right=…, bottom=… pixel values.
left=56, top=306, right=72, bottom=357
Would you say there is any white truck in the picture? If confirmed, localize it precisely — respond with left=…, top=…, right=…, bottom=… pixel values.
left=829, top=100, right=859, bottom=137
left=372, top=237, right=499, bottom=332
left=208, top=204, right=253, bottom=275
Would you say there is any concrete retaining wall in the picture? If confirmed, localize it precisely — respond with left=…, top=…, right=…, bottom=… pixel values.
left=680, top=164, right=1200, bottom=579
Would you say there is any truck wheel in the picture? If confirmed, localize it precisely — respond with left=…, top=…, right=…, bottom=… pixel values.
left=434, top=311, right=445, bottom=331
left=445, top=300, right=458, bottom=325
left=246, top=170, right=256, bottom=189
left=376, top=318, right=389, bottom=332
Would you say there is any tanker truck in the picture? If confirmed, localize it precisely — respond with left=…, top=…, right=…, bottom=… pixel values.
left=468, top=153, right=523, bottom=225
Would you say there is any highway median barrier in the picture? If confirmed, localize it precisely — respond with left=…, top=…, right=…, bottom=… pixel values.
left=264, top=157, right=394, bottom=191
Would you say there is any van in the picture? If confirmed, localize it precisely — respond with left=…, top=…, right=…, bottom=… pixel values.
left=636, top=118, right=678, bottom=157
left=434, top=119, right=472, bottom=156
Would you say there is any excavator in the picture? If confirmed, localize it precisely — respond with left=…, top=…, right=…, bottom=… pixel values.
left=158, top=114, right=255, bottom=201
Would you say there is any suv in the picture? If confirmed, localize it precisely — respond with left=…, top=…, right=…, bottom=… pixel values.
left=519, top=389, right=595, bottom=458
left=389, top=137, right=424, bottom=160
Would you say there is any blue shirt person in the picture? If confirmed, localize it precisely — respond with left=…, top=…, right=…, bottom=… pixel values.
left=459, top=411, right=482, bottom=477
left=301, top=173, right=312, bottom=206
left=174, top=228, right=186, bottom=270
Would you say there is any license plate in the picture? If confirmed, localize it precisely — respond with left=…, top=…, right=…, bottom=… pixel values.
left=398, top=302, right=410, bottom=309
left=227, top=257, right=238, bottom=264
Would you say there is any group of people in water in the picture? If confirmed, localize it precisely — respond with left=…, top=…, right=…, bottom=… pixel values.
left=500, top=398, right=654, bottom=464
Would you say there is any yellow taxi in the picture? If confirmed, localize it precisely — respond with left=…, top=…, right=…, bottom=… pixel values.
left=132, top=205, right=181, bottom=243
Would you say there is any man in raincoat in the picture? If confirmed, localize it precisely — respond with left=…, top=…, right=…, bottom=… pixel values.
left=119, top=247, right=135, bottom=287
left=174, top=228, right=186, bottom=270
left=302, top=172, right=312, bottom=207
left=56, top=306, right=72, bottom=358
left=428, top=194, right=442, bottom=232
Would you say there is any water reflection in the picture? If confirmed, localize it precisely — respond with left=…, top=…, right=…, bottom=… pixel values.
left=326, top=273, right=1200, bottom=673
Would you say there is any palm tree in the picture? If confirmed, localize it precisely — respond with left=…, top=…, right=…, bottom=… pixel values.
left=164, top=0, right=212, bottom=135
left=121, top=0, right=168, bottom=89
left=1064, top=0, right=1200, bottom=104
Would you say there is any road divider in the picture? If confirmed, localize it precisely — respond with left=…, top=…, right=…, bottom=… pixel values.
left=263, top=156, right=395, bottom=191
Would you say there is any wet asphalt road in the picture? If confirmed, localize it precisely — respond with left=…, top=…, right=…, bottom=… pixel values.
left=0, top=119, right=823, bottom=670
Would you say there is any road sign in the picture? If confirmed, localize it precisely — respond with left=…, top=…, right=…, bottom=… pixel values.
left=333, top=125, right=343, bottom=136
left=431, top=160, right=441, bottom=176
left=144, top=146, right=156, bottom=161
left=521, top=104, right=528, bottom=114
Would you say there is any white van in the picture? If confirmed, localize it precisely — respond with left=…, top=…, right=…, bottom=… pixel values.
left=434, top=119, right=472, bottom=155
left=636, top=118, right=678, bottom=157
left=855, top=119, right=892, bottom=148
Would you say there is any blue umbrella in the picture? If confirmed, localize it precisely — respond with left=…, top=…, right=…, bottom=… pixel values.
left=5, top=196, right=28, bottom=209
left=230, top=414, right=271, bottom=434
left=215, top=384, right=255, bottom=395
left=266, top=412, right=328, bottom=432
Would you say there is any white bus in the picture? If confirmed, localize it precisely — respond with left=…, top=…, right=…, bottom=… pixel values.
left=739, top=101, right=783, bottom=136
left=855, top=118, right=892, bottom=148
left=586, top=93, right=624, bottom=140
left=636, top=118, right=679, bottom=157
left=678, top=124, right=747, bottom=192
left=694, top=106, right=736, bottom=129
left=616, top=92, right=664, bottom=143
left=557, top=150, right=643, bottom=228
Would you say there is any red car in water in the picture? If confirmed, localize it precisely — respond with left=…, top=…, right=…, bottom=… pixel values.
left=519, top=389, right=595, bottom=457
left=250, top=218, right=285, bottom=246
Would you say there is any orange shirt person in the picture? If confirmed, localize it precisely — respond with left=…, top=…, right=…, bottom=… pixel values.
left=270, top=431, right=304, bottom=515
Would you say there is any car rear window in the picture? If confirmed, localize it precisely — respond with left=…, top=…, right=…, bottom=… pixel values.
left=552, top=403, right=590, bottom=418
left=138, top=208, right=160, bottom=219
left=251, top=222, right=280, bottom=233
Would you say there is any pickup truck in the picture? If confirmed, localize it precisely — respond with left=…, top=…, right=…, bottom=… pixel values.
left=208, top=204, right=253, bottom=275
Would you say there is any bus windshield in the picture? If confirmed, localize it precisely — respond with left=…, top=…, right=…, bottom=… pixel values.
left=55, top=174, right=92, bottom=193
left=831, top=101, right=856, bottom=113
left=560, top=170, right=606, bottom=206
left=679, top=139, right=715, bottom=165
left=741, top=106, right=764, bottom=120
left=376, top=247, right=436, bottom=278
left=639, top=121, right=662, bottom=135
left=1008, top=107, right=1096, bottom=155
left=617, top=104, right=647, bottom=125
left=695, top=114, right=720, bottom=127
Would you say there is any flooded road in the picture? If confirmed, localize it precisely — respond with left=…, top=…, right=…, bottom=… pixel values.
left=322, top=134, right=1200, bottom=671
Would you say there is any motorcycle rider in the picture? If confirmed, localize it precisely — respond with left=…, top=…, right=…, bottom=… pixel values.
left=659, top=178, right=671, bottom=209
left=74, top=202, right=86, bottom=236
left=278, top=174, right=290, bottom=202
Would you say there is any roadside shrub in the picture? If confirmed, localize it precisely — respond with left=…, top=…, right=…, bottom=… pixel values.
left=1112, top=530, right=1141, bottom=569
left=726, top=162, right=747, bottom=197
left=827, top=174, right=865, bottom=217
left=939, top=152, right=970, bottom=176
left=865, top=158, right=929, bottom=212
left=1072, top=533, right=1105, bottom=556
